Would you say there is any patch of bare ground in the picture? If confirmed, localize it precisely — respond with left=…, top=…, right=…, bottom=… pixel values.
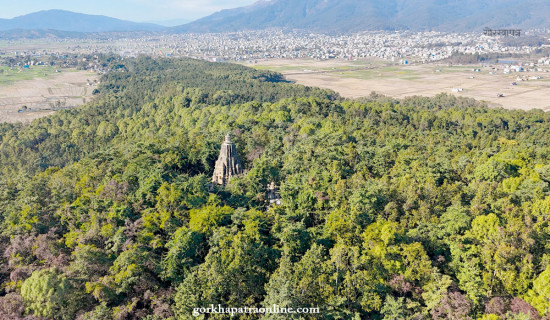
left=246, top=59, right=550, bottom=111
left=0, top=70, right=98, bottom=123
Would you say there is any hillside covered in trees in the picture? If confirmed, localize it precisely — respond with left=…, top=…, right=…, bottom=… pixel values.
left=2, top=57, right=550, bottom=319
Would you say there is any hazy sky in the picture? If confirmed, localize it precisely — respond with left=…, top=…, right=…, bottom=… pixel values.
left=0, top=0, right=259, bottom=22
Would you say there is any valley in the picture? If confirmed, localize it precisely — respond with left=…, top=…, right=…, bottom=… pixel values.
left=247, top=58, right=550, bottom=111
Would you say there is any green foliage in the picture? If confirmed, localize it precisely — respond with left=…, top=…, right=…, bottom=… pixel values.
left=526, top=267, right=550, bottom=315
left=3, top=56, right=550, bottom=318
left=174, top=228, right=279, bottom=319
left=161, top=227, right=205, bottom=283
left=21, top=268, right=80, bottom=320
left=189, top=205, right=234, bottom=234
left=381, top=295, right=407, bottom=320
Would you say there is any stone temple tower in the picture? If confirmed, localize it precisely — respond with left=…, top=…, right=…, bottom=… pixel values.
left=212, top=134, right=242, bottom=185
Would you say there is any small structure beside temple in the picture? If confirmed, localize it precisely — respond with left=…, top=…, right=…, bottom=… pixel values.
left=267, top=182, right=282, bottom=207
left=212, top=134, right=242, bottom=185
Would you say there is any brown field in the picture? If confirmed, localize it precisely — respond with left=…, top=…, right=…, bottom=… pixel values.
left=245, top=59, right=550, bottom=111
left=0, top=69, right=98, bottom=123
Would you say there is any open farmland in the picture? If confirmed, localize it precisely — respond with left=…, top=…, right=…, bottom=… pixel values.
left=0, top=66, right=98, bottom=123
left=246, top=59, right=550, bottom=111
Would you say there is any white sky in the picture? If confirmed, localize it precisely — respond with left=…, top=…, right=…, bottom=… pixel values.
left=0, top=0, right=259, bottom=22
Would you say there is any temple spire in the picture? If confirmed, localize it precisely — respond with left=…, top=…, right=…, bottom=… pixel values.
left=212, top=134, right=242, bottom=185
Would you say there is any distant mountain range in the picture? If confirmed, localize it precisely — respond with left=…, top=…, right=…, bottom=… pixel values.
left=0, top=10, right=164, bottom=33
left=148, top=18, right=191, bottom=27
left=3, top=1, right=550, bottom=36
left=174, top=0, right=550, bottom=33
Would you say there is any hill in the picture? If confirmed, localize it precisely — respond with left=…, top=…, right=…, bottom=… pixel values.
left=0, top=10, right=164, bottom=32
left=2, top=56, right=550, bottom=319
left=148, top=18, right=192, bottom=27
left=0, top=28, right=86, bottom=39
left=174, top=0, right=550, bottom=33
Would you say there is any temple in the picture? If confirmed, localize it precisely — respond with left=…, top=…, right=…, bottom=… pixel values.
left=212, top=134, right=242, bottom=185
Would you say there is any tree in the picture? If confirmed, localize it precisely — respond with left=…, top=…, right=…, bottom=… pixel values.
left=526, top=267, right=550, bottom=317
left=174, top=229, right=279, bottom=319
left=431, top=291, right=472, bottom=320
left=161, top=227, right=206, bottom=283
left=188, top=205, right=234, bottom=235
left=21, top=268, right=80, bottom=320
left=381, top=296, right=407, bottom=320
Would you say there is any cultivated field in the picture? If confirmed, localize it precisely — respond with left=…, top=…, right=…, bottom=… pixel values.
left=246, top=59, right=550, bottom=111
left=0, top=66, right=98, bottom=123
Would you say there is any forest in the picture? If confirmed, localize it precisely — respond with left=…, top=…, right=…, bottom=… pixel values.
left=1, top=56, right=550, bottom=319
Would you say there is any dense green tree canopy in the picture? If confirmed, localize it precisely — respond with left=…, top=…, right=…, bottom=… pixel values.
left=2, top=56, right=550, bottom=319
